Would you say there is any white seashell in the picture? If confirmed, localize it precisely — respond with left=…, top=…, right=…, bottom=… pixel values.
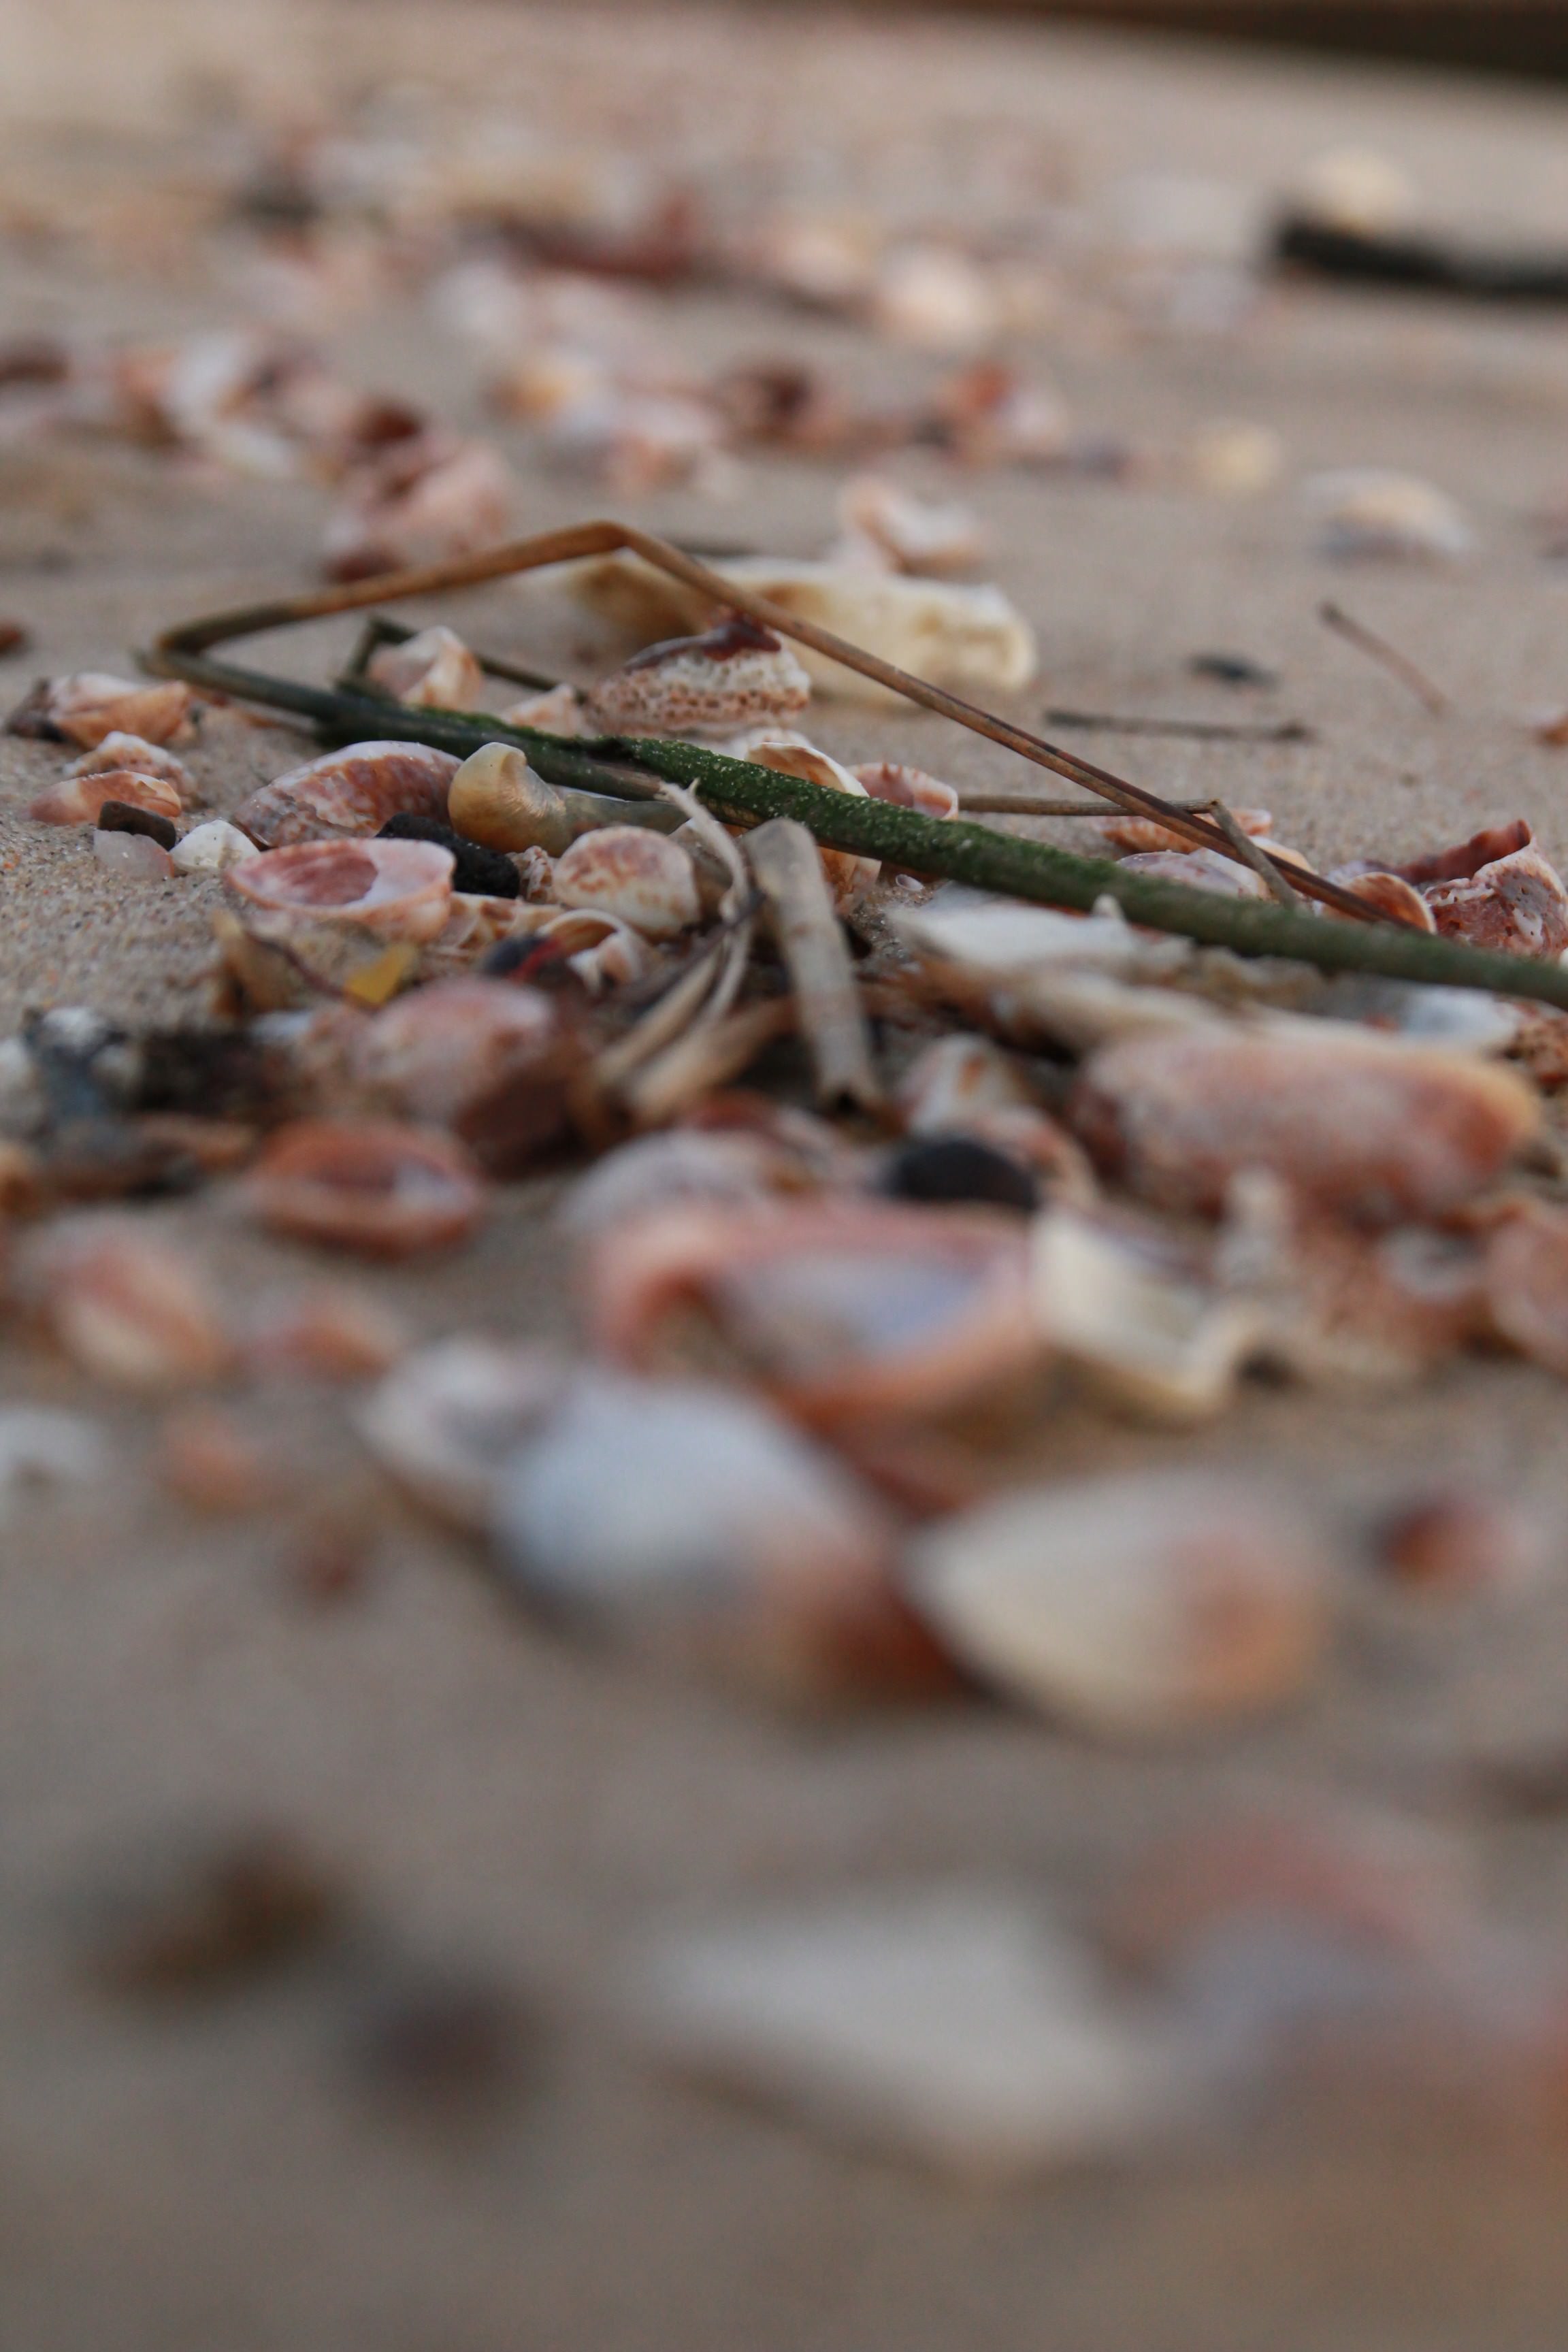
left=357, top=1337, right=569, bottom=1530
left=587, top=615, right=811, bottom=737
left=624, top=1889, right=1199, bottom=2174
left=1306, top=469, right=1471, bottom=562
left=1032, top=1209, right=1266, bottom=1422
left=170, top=819, right=259, bottom=874
left=1116, top=848, right=1270, bottom=900
left=1185, top=419, right=1282, bottom=497
left=851, top=760, right=960, bottom=819
left=66, top=733, right=193, bottom=794
left=366, top=624, right=488, bottom=711
left=551, top=825, right=698, bottom=939
left=904, top=1471, right=1335, bottom=1736
left=834, top=476, right=985, bottom=576
left=1292, top=148, right=1420, bottom=237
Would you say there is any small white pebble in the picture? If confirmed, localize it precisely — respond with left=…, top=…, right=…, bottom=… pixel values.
left=170, top=819, right=259, bottom=874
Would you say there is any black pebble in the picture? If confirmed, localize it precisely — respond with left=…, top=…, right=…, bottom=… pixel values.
left=97, top=800, right=178, bottom=851
left=880, top=1133, right=1038, bottom=1213
left=1188, top=651, right=1279, bottom=691
left=377, top=811, right=519, bottom=898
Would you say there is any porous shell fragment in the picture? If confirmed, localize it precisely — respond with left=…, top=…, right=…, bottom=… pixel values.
left=904, top=1471, right=1335, bottom=1737
left=587, top=614, right=811, bottom=736
left=366, top=625, right=488, bottom=711
left=1422, top=842, right=1568, bottom=960
left=244, top=1119, right=487, bottom=1256
left=231, top=742, right=459, bottom=849
left=551, top=825, right=698, bottom=939
left=227, top=838, right=455, bottom=942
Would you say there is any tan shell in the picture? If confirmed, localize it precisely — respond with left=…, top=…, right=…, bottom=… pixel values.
left=1072, top=1022, right=1539, bottom=1224
left=14, top=673, right=193, bottom=749
left=725, top=731, right=879, bottom=903
left=553, top=825, right=699, bottom=939
left=170, top=820, right=257, bottom=874
left=67, top=732, right=193, bottom=794
left=446, top=742, right=574, bottom=855
left=21, top=1218, right=233, bottom=1392
left=29, top=770, right=183, bottom=826
left=366, top=625, right=488, bottom=712
left=226, top=838, right=455, bottom=943
left=904, top=1471, right=1334, bottom=1737
left=1088, top=810, right=1273, bottom=858
left=852, top=760, right=960, bottom=819
left=231, top=742, right=459, bottom=849
left=244, top=1119, right=487, bottom=1256
left=587, top=615, right=811, bottom=737
left=1330, top=868, right=1435, bottom=930
left=588, top=1199, right=1039, bottom=1428
left=348, top=977, right=561, bottom=1130
left=497, top=683, right=588, bottom=737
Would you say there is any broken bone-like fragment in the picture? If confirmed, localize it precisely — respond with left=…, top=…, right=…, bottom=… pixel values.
left=232, top=742, right=459, bottom=849
left=365, top=625, right=488, bottom=712
left=587, top=614, right=811, bottom=737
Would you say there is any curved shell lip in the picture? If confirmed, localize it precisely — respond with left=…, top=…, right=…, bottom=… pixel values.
left=231, top=742, right=460, bottom=849
left=243, top=1118, right=487, bottom=1256
left=226, top=838, right=455, bottom=940
left=589, top=1199, right=1039, bottom=1427
left=29, top=769, right=184, bottom=826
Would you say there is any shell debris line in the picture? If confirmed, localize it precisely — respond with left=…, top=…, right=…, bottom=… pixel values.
left=18, top=3, right=1568, bottom=2329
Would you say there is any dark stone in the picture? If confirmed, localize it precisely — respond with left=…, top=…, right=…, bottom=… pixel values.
left=879, top=1133, right=1038, bottom=1213
left=97, top=799, right=178, bottom=850
left=377, top=811, right=519, bottom=898
left=1188, top=651, right=1279, bottom=689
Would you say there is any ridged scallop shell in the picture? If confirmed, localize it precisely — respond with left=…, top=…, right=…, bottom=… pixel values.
left=244, top=1119, right=487, bottom=1256
left=852, top=760, right=960, bottom=819
left=231, top=742, right=459, bottom=849
left=904, top=1471, right=1334, bottom=1737
left=67, top=732, right=193, bottom=794
left=587, top=615, right=811, bottom=736
left=29, top=770, right=183, bottom=826
left=1072, top=1023, right=1539, bottom=1224
left=348, top=977, right=561, bottom=1129
left=7, top=673, right=193, bottom=749
left=552, top=825, right=698, bottom=939
left=365, top=625, right=488, bottom=711
left=227, top=838, right=455, bottom=942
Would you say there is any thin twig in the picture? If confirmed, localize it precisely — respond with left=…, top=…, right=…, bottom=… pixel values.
left=957, top=793, right=1220, bottom=819
left=1043, top=706, right=1311, bottom=745
left=1206, top=799, right=1302, bottom=906
left=1319, top=600, right=1449, bottom=717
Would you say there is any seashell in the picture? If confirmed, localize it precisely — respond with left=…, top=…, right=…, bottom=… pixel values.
left=365, top=625, right=488, bottom=711
left=552, top=825, right=698, bottom=939
left=322, top=431, right=514, bottom=581
left=1327, top=866, right=1434, bottom=929
left=0, top=1405, right=108, bottom=1513
left=29, top=770, right=182, bottom=827
left=588, top=1200, right=1039, bottom=1428
left=725, top=731, right=879, bottom=903
left=586, top=614, right=811, bottom=738
left=20, top=1218, right=233, bottom=1391
left=1032, top=1207, right=1265, bottom=1422
left=1088, top=810, right=1273, bottom=858
left=7, top=672, right=193, bottom=748
left=903, top=1471, right=1335, bottom=1737
left=243, top=1119, right=487, bottom=1256
left=493, top=1372, right=938, bottom=1699
left=170, top=819, right=260, bottom=874
left=446, top=742, right=574, bottom=855
left=897, top=1034, right=1094, bottom=1200
left=1365, top=1486, right=1547, bottom=1598
left=1260, top=1211, right=1488, bottom=1383
left=231, top=741, right=459, bottom=849
left=348, top=976, right=564, bottom=1133
left=92, top=829, right=174, bottom=881
left=562, top=1127, right=824, bottom=1238
left=1305, top=469, right=1472, bottom=562
left=1395, top=819, right=1532, bottom=888
left=227, top=838, right=455, bottom=943
left=244, top=1283, right=408, bottom=1382
left=930, top=360, right=1075, bottom=465
left=870, top=243, right=1001, bottom=351
left=96, top=800, right=178, bottom=852
left=155, top=1403, right=270, bottom=1514
left=1483, top=1200, right=1568, bottom=1377
left=624, top=1889, right=1198, bottom=2174
left=497, top=682, right=588, bottom=737
left=833, top=476, right=985, bottom=576
left=1292, top=147, right=1420, bottom=237
left=852, top=760, right=960, bottom=819
left=1072, top=1022, right=1539, bottom=1224
left=1115, top=847, right=1270, bottom=900
left=67, top=732, right=193, bottom=794
left=565, top=551, right=1036, bottom=706
left=357, top=1337, right=568, bottom=1529
left=1422, top=843, right=1568, bottom=960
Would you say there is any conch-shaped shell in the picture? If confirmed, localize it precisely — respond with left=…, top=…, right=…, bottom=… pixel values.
left=552, top=825, right=699, bottom=939
left=1072, top=1022, right=1539, bottom=1224
left=904, top=1471, right=1335, bottom=1737
left=231, top=742, right=459, bottom=849
left=348, top=977, right=562, bottom=1131
left=586, top=615, right=811, bottom=736
left=67, top=732, right=193, bottom=794
left=365, top=625, right=488, bottom=711
left=19, top=1217, right=233, bottom=1391
left=588, top=1200, right=1039, bottom=1428
left=852, top=760, right=960, bottom=819
left=6, top=673, right=193, bottom=748
left=227, top=838, right=455, bottom=942
left=446, top=742, right=574, bottom=855
left=244, top=1119, right=487, bottom=1256
left=29, top=770, right=182, bottom=826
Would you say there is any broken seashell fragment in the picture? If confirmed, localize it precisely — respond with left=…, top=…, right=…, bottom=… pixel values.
left=245, top=1284, right=408, bottom=1382
left=7, top=672, right=193, bottom=748
left=1306, top=469, right=1471, bottom=562
left=1483, top=1200, right=1568, bottom=1378
left=1032, top=1207, right=1265, bottom=1422
left=725, top=731, right=879, bottom=903
left=171, top=819, right=265, bottom=874
left=494, top=1372, right=938, bottom=1699
left=552, top=825, right=698, bottom=939
left=904, top=1471, right=1335, bottom=1737
left=244, top=1119, right=487, bottom=1256
left=322, top=431, right=514, bottom=581
left=897, top=1034, right=1093, bottom=1199
left=348, top=976, right=565, bottom=1139
left=29, top=770, right=182, bottom=827
left=1073, top=1022, right=1539, bottom=1224
left=358, top=1337, right=568, bottom=1529
left=1088, top=810, right=1273, bottom=858
left=1394, top=820, right=1532, bottom=889
left=365, top=625, right=488, bottom=711
left=834, top=475, right=985, bottom=576
left=92, top=828, right=174, bottom=881
left=446, top=742, right=574, bottom=855
left=589, top=1200, right=1039, bottom=1428
left=227, top=838, right=455, bottom=943
left=155, top=1403, right=271, bottom=1514
left=20, top=1218, right=233, bottom=1392
left=1115, top=848, right=1269, bottom=900
left=497, top=681, right=588, bottom=737
left=66, top=732, right=193, bottom=794
left=852, top=760, right=960, bottom=820
left=1422, top=841, right=1568, bottom=960
left=586, top=614, right=811, bottom=737
left=561, top=1126, right=826, bottom=1239
left=231, top=742, right=459, bottom=849
left=1328, top=866, right=1435, bottom=929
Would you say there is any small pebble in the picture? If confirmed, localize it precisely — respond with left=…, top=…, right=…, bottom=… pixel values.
left=91, top=828, right=174, bottom=881
left=169, top=819, right=259, bottom=874
left=1188, top=652, right=1278, bottom=689
left=377, top=811, right=520, bottom=899
left=879, top=1132, right=1038, bottom=1212
left=82, top=1827, right=343, bottom=1998
left=96, top=798, right=178, bottom=851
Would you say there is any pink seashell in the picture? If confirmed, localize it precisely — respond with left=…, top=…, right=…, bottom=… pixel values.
left=67, top=732, right=193, bottom=794
left=587, top=613, right=811, bottom=736
left=588, top=1199, right=1039, bottom=1428
left=29, top=770, right=182, bottom=826
left=244, top=1119, right=487, bottom=1256
left=365, top=625, right=488, bottom=711
left=21, top=1218, right=233, bottom=1392
left=227, top=838, right=455, bottom=942
left=852, top=760, right=960, bottom=819
left=231, top=741, right=459, bottom=849
left=725, top=731, right=878, bottom=902
left=321, top=431, right=513, bottom=581
left=497, top=682, right=587, bottom=737
left=552, top=825, right=698, bottom=939
left=1088, top=811, right=1273, bottom=858
left=1423, top=844, right=1568, bottom=960
left=348, top=977, right=561, bottom=1128
left=1073, top=1024, right=1538, bottom=1225
left=7, top=672, right=193, bottom=749
left=1394, top=820, right=1532, bottom=888
left=1327, top=867, right=1434, bottom=930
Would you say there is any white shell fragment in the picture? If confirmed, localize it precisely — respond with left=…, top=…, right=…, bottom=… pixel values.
left=170, top=819, right=259, bottom=874
left=357, top=1337, right=568, bottom=1529
left=834, top=474, right=985, bottom=575
left=1032, top=1209, right=1264, bottom=1422
left=587, top=615, right=811, bottom=736
left=625, top=1889, right=1198, bottom=2175
left=551, top=825, right=699, bottom=939
left=67, top=732, right=193, bottom=794
left=1305, top=469, right=1472, bottom=563
left=904, top=1471, right=1335, bottom=1737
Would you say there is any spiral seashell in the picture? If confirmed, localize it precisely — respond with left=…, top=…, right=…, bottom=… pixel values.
left=366, top=625, right=488, bottom=712
left=226, top=838, right=455, bottom=942
left=587, top=614, right=811, bottom=737
left=29, top=770, right=184, bottom=827
left=7, top=673, right=193, bottom=749
left=67, top=732, right=193, bottom=795
left=231, top=742, right=460, bottom=849
left=244, top=1118, right=487, bottom=1256
left=348, top=977, right=561, bottom=1129
left=851, top=760, right=960, bottom=820
left=552, top=824, right=699, bottom=940
left=446, top=742, right=574, bottom=855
